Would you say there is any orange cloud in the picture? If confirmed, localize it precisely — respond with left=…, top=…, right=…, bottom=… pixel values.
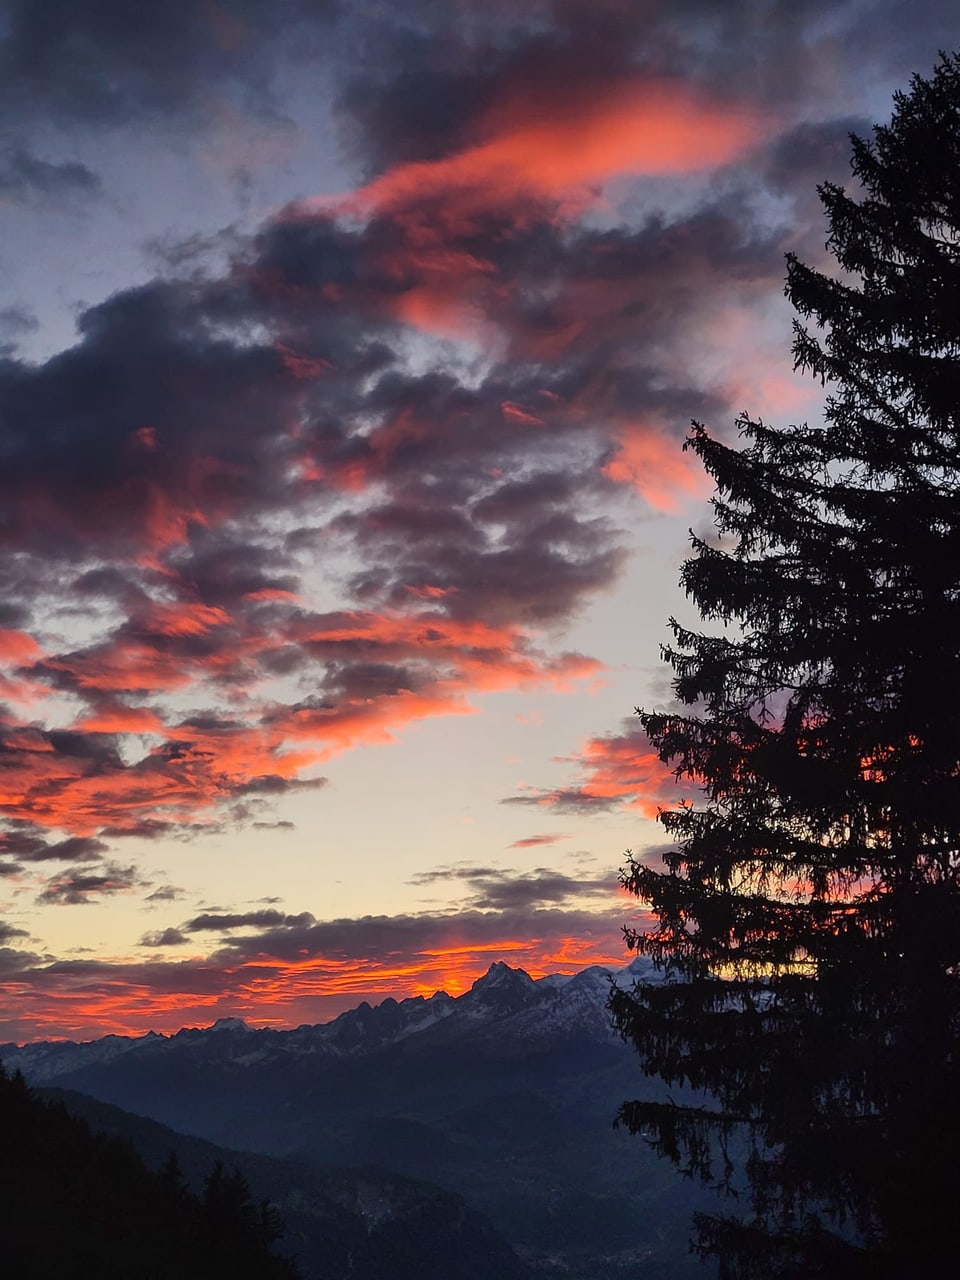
left=279, top=79, right=764, bottom=353
left=290, top=608, right=602, bottom=696
left=36, top=607, right=276, bottom=701
left=338, top=78, right=762, bottom=216
left=140, top=601, right=232, bottom=638
left=242, top=588, right=300, bottom=603
left=500, top=400, right=546, bottom=426
left=569, top=731, right=678, bottom=816
left=72, top=703, right=166, bottom=734
left=0, top=629, right=42, bottom=665
left=138, top=483, right=209, bottom=558
left=602, top=421, right=710, bottom=510
left=272, top=688, right=474, bottom=759
left=0, top=709, right=319, bottom=836
left=0, top=630, right=47, bottom=708
left=40, top=641, right=199, bottom=696
left=0, top=602, right=601, bottom=837
left=506, top=723, right=686, bottom=818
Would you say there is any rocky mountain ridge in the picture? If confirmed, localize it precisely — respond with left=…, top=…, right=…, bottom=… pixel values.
left=2, top=955, right=662, bottom=1081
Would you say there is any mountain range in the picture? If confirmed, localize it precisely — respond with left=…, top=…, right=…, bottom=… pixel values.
left=3, top=958, right=718, bottom=1279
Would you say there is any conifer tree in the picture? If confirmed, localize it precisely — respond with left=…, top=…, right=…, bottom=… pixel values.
left=611, top=53, right=960, bottom=1279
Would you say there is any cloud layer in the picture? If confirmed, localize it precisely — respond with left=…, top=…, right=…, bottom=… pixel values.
left=0, top=0, right=955, bottom=1040
left=1, top=861, right=643, bottom=1040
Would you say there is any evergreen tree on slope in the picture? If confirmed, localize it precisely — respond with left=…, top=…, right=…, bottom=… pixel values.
left=611, top=53, right=960, bottom=1280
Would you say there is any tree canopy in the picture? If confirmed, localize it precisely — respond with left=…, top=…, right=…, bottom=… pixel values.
left=611, top=52, right=960, bottom=1280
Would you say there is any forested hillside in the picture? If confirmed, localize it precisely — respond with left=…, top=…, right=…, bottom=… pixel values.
left=0, top=1061, right=298, bottom=1280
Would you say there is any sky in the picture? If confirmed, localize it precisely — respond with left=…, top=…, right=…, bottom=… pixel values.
left=0, top=0, right=957, bottom=1044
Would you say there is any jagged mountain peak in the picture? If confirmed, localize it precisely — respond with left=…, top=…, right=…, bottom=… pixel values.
left=470, top=961, right=536, bottom=992
left=462, top=962, right=539, bottom=1019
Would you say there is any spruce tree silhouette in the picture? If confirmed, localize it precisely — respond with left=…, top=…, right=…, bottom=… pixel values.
left=611, top=53, right=960, bottom=1280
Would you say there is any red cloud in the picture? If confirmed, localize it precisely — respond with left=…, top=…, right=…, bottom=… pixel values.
left=0, top=601, right=602, bottom=838
left=569, top=729, right=681, bottom=816
left=288, top=608, right=602, bottom=697
left=0, top=629, right=43, bottom=664
left=72, top=703, right=166, bottom=734
left=505, top=722, right=687, bottom=818
left=500, top=401, right=546, bottom=426
left=602, top=421, right=711, bottom=511
left=139, top=601, right=232, bottom=638
left=278, top=80, right=766, bottom=354
left=328, top=78, right=762, bottom=218
left=0, top=712, right=317, bottom=837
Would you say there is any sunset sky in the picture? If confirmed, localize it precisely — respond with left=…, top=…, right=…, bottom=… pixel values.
left=1, top=0, right=956, bottom=1043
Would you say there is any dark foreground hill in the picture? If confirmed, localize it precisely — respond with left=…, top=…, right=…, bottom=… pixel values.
left=5, top=960, right=720, bottom=1278
left=0, top=1063, right=299, bottom=1280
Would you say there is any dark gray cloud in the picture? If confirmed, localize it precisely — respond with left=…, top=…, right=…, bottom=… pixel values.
left=0, top=278, right=308, bottom=556
left=0, top=921, right=29, bottom=943
left=16, top=836, right=108, bottom=864
left=36, top=861, right=143, bottom=905
left=465, top=868, right=618, bottom=911
left=502, top=788, right=619, bottom=815
left=409, top=862, right=618, bottom=910
left=139, top=927, right=188, bottom=947
left=231, top=775, right=327, bottom=797
left=1, top=952, right=252, bottom=999
left=160, top=538, right=300, bottom=612
left=144, top=884, right=185, bottom=902
left=0, top=826, right=111, bottom=871
left=410, top=865, right=502, bottom=885
left=0, top=944, right=44, bottom=977
left=0, top=828, right=46, bottom=860
left=204, top=903, right=628, bottom=964
left=0, top=0, right=339, bottom=131
left=763, top=117, right=871, bottom=194
left=184, top=909, right=317, bottom=932
left=106, top=823, right=180, bottom=843
left=0, top=147, right=100, bottom=201
left=0, top=304, right=39, bottom=339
